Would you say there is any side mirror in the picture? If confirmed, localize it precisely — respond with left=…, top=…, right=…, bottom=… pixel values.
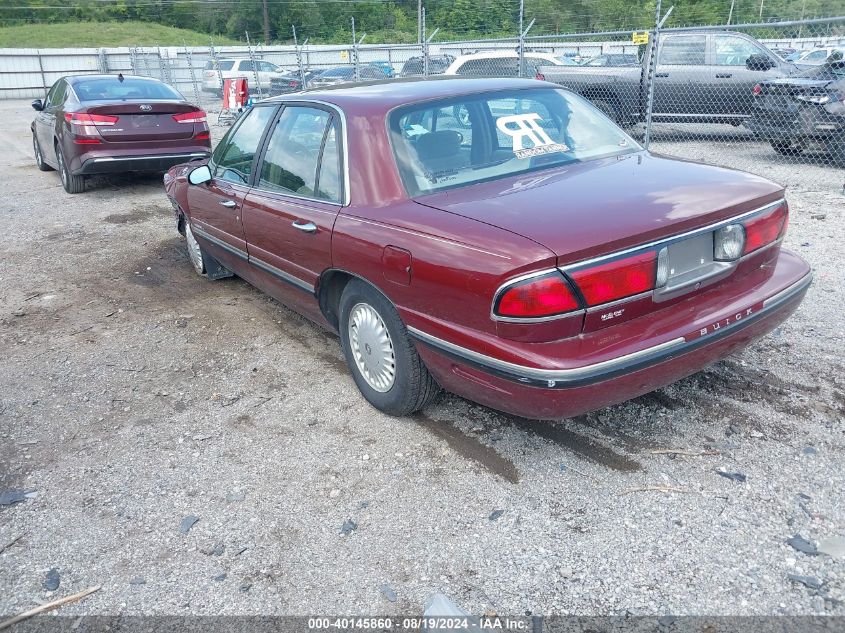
left=31, top=99, right=44, bottom=112
left=188, top=164, right=212, bottom=185
left=746, top=54, right=775, bottom=71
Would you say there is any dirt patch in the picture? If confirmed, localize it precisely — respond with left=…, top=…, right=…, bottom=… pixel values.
left=104, top=203, right=171, bottom=225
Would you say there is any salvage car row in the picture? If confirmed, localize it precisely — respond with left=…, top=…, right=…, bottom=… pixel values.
left=203, top=33, right=845, bottom=163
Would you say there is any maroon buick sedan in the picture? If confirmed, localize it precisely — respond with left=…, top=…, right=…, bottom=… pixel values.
left=164, top=78, right=811, bottom=419
left=32, top=75, right=211, bottom=193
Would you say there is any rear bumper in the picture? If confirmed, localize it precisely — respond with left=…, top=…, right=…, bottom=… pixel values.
left=410, top=249, right=811, bottom=419
left=76, top=151, right=210, bottom=175
left=746, top=105, right=844, bottom=141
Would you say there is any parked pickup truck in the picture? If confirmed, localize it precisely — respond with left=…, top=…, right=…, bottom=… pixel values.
left=536, top=31, right=798, bottom=125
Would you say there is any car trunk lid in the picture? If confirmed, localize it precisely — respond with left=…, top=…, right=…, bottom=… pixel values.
left=756, top=77, right=836, bottom=114
left=414, top=152, right=784, bottom=266
left=83, top=102, right=202, bottom=142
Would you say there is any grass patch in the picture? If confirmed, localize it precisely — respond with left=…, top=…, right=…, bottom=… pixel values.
left=0, top=21, right=240, bottom=48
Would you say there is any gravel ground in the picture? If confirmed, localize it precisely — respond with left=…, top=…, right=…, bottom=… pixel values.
left=0, top=98, right=843, bottom=618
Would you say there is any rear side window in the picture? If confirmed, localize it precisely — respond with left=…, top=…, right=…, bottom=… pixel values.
left=660, top=35, right=706, bottom=65
left=218, top=60, right=235, bottom=71
left=45, top=80, right=68, bottom=108
left=257, top=106, right=341, bottom=202
left=212, top=106, right=276, bottom=184
left=73, top=78, right=182, bottom=101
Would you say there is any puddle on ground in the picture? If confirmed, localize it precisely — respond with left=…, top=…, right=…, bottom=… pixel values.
left=508, top=416, right=643, bottom=472
left=414, top=413, right=519, bottom=484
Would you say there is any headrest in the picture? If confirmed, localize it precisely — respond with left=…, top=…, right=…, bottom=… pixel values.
left=415, top=130, right=463, bottom=160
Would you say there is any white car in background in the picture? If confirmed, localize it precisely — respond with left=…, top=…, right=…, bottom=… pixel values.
left=792, top=47, right=845, bottom=66
left=443, top=50, right=566, bottom=77
left=202, top=58, right=285, bottom=93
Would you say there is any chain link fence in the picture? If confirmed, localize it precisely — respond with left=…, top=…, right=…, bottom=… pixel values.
left=1, top=13, right=842, bottom=187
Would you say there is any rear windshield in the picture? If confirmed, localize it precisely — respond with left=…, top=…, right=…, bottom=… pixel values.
left=73, top=78, right=183, bottom=101
left=390, top=88, right=639, bottom=196
left=322, top=67, right=354, bottom=77
left=401, top=59, right=423, bottom=74
left=797, top=60, right=845, bottom=78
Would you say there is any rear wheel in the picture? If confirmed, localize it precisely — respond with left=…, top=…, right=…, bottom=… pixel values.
left=56, top=143, right=85, bottom=194
left=33, top=133, right=52, bottom=172
left=771, top=140, right=804, bottom=156
left=339, top=279, right=439, bottom=416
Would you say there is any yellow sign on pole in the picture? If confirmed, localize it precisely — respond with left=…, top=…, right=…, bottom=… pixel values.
left=632, top=31, right=649, bottom=45
left=340, top=50, right=349, bottom=60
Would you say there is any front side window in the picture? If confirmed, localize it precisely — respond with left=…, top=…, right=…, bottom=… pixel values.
left=715, top=35, right=768, bottom=66
left=391, top=88, right=638, bottom=196
left=258, top=106, right=341, bottom=202
left=211, top=105, right=276, bottom=184
left=660, top=35, right=706, bottom=65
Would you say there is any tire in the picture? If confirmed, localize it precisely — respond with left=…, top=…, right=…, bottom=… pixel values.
left=33, top=133, right=52, bottom=172
left=184, top=221, right=207, bottom=276
left=55, top=142, right=85, bottom=194
left=771, top=140, right=804, bottom=156
left=338, top=279, right=439, bottom=416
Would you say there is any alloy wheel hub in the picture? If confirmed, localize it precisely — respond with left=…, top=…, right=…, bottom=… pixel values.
left=348, top=302, right=395, bottom=393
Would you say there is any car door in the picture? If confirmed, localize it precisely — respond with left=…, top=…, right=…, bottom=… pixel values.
left=653, top=34, right=708, bottom=116
left=186, top=105, right=277, bottom=256
left=241, top=104, right=344, bottom=306
left=711, top=33, right=783, bottom=116
left=36, top=79, right=67, bottom=165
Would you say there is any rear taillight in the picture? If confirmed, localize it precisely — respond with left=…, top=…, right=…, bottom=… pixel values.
left=72, top=138, right=101, bottom=144
left=742, top=201, right=788, bottom=255
left=569, top=251, right=656, bottom=306
left=753, top=83, right=762, bottom=96
left=194, top=131, right=210, bottom=140
left=64, top=112, right=118, bottom=126
left=495, top=273, right=580, bottom=319
left=173, top=110, right=207, bottom=124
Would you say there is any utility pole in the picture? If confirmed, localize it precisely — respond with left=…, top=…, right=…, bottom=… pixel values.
left=262, top=0, right=270, bottom=43
left=727, top=0, right=735, bottom=25
left=418, top=0, right=423, bottom=44
left=759, top=0, right=765, bottom=20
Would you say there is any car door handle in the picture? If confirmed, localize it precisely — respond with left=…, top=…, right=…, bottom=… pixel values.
left=655, top=73, right=669, bottom=78
left=219, top=199, right=238, bottom=208
left=292, top=220, right=317, bottom=233
left=716, top=73, right=733, bottom=78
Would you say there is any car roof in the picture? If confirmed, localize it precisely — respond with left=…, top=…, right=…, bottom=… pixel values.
left=262, top=76, right=552, bottom=111
left=66, top=74, right=164, bottom=85
left=452, top=50, right=559, bottom=61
